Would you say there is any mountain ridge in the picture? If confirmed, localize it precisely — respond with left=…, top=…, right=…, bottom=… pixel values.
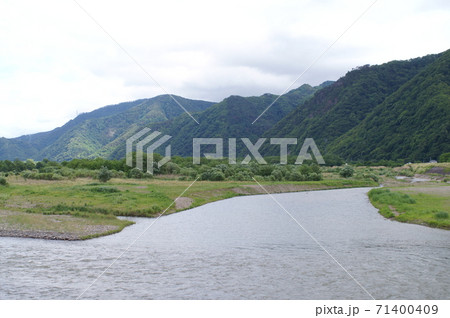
left=0, top=95, right=215, bottom=161
left=0, top=49, right=448, bottom=162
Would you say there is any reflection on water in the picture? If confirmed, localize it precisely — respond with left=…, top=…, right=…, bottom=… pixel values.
left=0, top=188, right=449, bottom=299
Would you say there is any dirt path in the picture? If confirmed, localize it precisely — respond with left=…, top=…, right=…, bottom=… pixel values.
left=174, top=197, right=193, bottom=210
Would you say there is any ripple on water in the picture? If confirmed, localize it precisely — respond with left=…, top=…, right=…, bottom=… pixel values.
left=0, top=188, right=449, bottom=299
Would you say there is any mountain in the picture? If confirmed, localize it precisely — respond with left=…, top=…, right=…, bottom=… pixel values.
left=327, top=50, right=450, bottom=161
left=0, top=95, right=215, bottom=161
left=144, top=83, right=330, bottom=157
left=0, top=49, right=448, bottom=163
left=0, top=83, right=327, bottom=161
left=263, top=51, right=448, bottom=162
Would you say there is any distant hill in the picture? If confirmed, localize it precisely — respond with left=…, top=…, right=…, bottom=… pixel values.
left=0, top=96, right=214, bottom=161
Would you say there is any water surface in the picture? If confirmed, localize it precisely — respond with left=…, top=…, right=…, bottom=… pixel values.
left=1, top=188, right=449, bottom=299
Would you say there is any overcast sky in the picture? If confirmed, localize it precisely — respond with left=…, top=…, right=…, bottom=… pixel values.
left=0, top=0, right=449, bottom=138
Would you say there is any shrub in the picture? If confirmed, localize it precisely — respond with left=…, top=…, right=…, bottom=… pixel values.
left=201, top=168, right=225, bottom=181
left=289, top=171, right=304, bottom=181
left=128, top=168, right=144, bottom=179
left=435, top=211, right=449, bottom=219
left=310, top=164, right=321, bottom=174
left=0, top=177, right=8, bottom=186
left=88, top=186, right=120, bottom=193
left=98, top=166, right=112, bottom=183
left=369, top=188, right=416, bottom=205
left=307, top=172, right=322, bottom=181
left=258, top=165, right=274, bottom=176
left=160, top=162, right=180, bottom=174
left=180, top=168, right=198, bottom=178
left=21, top=171, right=64, bottom=180
left=439, top=152, right=450, bottom=163
left=363, top=173, right=379, bottom=182
left=270, top=169, right=284, bottom=181
left=398, top=169, right=414, bottom=177
left=339, top=166, right=354, bottom=178
left=299, top=165, right=312, bottom=176
left=231, top=171, right=253, bottom=181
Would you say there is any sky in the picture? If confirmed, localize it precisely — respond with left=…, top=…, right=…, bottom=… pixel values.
left=0, top=0, right=449, bottom=138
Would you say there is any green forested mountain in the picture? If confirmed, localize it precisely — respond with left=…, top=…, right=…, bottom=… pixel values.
left=0, top=95, right=214, bottom=161
left=0, top=49, right=448, bottom=163
left=328, top=50, right=450, bottom=161
left=136, top=83, right=328, bottom=157
left=262, top=53, right=444, bottom=159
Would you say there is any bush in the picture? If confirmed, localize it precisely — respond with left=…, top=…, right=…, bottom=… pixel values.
left=369, top=188, right=416, bottom=205
left=439, top=152, right=450, bottom=163
left=363, top=173, right=379, bottom=182
left=270, top=169, right=284, bottom=181
left=398, top=169, right=414, bottom=177
left=0, top=177, right=8, bottom=186
left=258, top=165, right=274, bottom=176
left=435, top=211, right=449, bottom=219
left=201, top=168, right=225, bottom=181
left=289, top=171, right=304, bottom=181
left=231, top=171, right=253, bottom=181
left=21, top=171, right=64, bottom=180
left=160, top=162, right=180, bottom=174
left=339, top=166, right=354, bottom=178
left=180, top=167, right=198, bottom=178
left=88, top=186, right=120, bottom=193
left=98, top=166, right=112, bottom=183
left=128, top=168, right=144, bottom=179
left=307, top=172, right=322, bottom=181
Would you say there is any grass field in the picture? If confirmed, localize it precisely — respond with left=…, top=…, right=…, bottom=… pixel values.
left=368, top=184, right=450, bottom=229
left=1, top=177, right=377, bottom=216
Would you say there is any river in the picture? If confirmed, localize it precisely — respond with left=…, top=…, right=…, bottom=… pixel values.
left=0, top=187, right=449, bottom=299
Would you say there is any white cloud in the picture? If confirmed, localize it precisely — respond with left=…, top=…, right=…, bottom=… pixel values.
left=0, top=0, right=448, bottom=137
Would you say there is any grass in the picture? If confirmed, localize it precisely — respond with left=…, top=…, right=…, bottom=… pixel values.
left=368, top=185, right=450, bottom=229
left=395, top=162, right=450, bottom=176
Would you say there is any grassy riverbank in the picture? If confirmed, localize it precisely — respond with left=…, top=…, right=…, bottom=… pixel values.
left=0, top=210, right=133, bottom=240
left=0, top=177, right=376, bottom=240
left=368, top=185, right=450, bottom=230
left=2, top=161, right=448, bottom=239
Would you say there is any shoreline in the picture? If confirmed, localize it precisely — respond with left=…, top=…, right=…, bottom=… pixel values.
left=0, top=229, right=87, bottom=241
left=0, top=222, right=133, bottom=241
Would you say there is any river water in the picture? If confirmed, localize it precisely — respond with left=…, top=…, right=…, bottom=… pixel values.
left=0, top=188, right=449, bottom=299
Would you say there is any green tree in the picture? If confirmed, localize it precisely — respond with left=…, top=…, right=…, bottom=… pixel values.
left=98, top=166, right=112, bottom=183
left=128, top=168, right=144, bottom=179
